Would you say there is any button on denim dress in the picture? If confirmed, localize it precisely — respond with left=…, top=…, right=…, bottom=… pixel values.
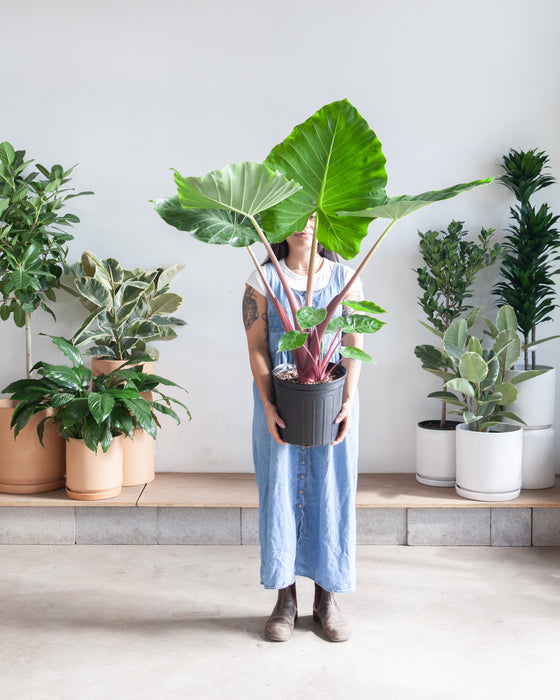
left=252, top=261, right=359, bottom=593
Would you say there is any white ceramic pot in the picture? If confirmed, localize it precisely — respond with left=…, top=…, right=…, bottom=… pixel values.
left=507, top=365, right=556, bottom=429
left=415, top=420, right=458, bottom=487
left=521, top=427, right=556, bottom=489
left=455, top=423, right=523, bottom=502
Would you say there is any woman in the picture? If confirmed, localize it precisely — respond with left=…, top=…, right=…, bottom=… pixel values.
left=243, top=215, right=363, bottom=643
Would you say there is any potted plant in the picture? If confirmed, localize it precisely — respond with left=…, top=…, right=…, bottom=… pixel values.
left=3, top=336, right=189, bottom=499
left=64, top=250, right=186, bottom=374
left=153, top=99, right=492, bottom=446
left=0, top=141, right=92, bottom=493
left=494, top=148, right=560, bottom=487
left=414, top=220, right=501, bottom=486
left=430, top=306, right=546, bottom=501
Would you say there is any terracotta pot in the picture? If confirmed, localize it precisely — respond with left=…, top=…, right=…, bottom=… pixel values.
left=90, top=357, right=155, bottom=378
left=0, top=399, right=65, bottom=494
left=65, top=435, right=123, bottom=501
left=123, top=428, right=155, bottom=486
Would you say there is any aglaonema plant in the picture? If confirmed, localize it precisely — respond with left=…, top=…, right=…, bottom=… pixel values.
left=0, top=141, right=92, bottom=378
left=153, top=99, right=492, bottom=383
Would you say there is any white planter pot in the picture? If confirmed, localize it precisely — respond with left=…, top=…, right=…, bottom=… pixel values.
left=507, top=365, right=556, bottom=429
left=522, top=427, right=556, bottom=489
left=415, top=420, right=458, bottom=487
left=455, top=423, right=523, bottom=502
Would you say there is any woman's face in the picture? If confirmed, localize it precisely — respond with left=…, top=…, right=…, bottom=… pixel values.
left=287, top=214, right=316, bottom=248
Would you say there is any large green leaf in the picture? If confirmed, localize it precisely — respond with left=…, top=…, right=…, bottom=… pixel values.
left=147, top=292, right=182, bottom=317
left=458, top=352, right=488, bottom=384
left=493, top=330, right=521, bottom=373
left=74, top=277, right=113, bottom=308
left=261, top=99, right=387, bottom=259
left=174, top=161, right=301, bottom=217
left=153, top=198, right=260, bottom=247
left=296, top=306, right=327, bottom=330
left=339, top=346, right=374, bottom=362
left=443, top=319, right=467, bottom=362
left=87, top=392, right=115, bottom=424
left=343, top=179, right=493, bottom=220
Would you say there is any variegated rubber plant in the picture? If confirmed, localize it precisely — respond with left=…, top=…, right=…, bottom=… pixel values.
left=63, top=251, right=186, bottom=361
left=153, top=99, right=492, bottom=383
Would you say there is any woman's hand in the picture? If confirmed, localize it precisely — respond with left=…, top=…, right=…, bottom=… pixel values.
left=332, top=400, right=352, bottom=445
left=265, top=402, right=288, bottom=445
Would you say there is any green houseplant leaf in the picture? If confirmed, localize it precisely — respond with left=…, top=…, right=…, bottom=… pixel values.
left=152, top=198, right=260, bottom=247
left=261, top=99, right=388, bottom=259
left=174, top=161, right=302, bottom=218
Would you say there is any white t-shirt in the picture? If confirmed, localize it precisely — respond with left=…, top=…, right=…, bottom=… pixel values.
left=246, top=258, right=362, bottom=297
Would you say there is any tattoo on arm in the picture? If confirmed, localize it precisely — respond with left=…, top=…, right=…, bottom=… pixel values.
left=243, top=286, right=259, bottom=331
left=262, top=311, right=269, bottom=342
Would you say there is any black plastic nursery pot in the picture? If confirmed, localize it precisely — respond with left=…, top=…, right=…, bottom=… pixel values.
left=272, top=363, right=347, bottom=447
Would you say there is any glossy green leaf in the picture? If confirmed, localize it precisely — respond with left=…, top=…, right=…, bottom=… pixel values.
left=496, top=305, right=517, bottom=332
left=428, top=390, right=467, bottom=406
left=509, top=368, right=548, bottom=385
left=296, top=306, right=327, bottom=330
left=147, top=292, right=182, bottom=317
left=342, top=300, right=386, bottom=314
left=493, top=329, right=521, bottom=372
left=445, top=377, right=477, bottom=398
left=74, top=277, right=112, bottom=308
left=277, top=330, right=308, bottom=352
left=339, top=346, right=373, bottom=362
left=47, top=336, right=83, bottom=367
left=458, top=352, right=488, bottom=384
left=262, top=99, right=387, bottom=259
left=344, top=179, right=493, bottom=220
left=468, top=336, right=483, bottom=355
left=443, top=319, right=467, bottom=362
left=88, top=392, right=115, bottom=424
left=153, top=198, right=260, bottom=247
left=174, top=161, right=301, bottom=217
left=327, top=315, right=385, bottom=334
left=494, top=382, right=518, bottom=405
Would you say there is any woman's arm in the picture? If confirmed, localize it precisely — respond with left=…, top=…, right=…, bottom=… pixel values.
left=332, top=282, right=364, bottom=446
left=243, top=284, right=288, bottom=445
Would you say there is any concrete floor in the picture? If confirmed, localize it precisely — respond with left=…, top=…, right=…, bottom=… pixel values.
left=1, top=546, right=559, bottom=700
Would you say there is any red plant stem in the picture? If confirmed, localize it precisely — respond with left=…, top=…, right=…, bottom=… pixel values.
left=320, top=329, right=343, bottom=375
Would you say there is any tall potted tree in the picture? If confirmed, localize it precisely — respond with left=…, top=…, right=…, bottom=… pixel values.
left=153, top=99, right=492, bottom=446
left=414, top=220, right=501, bottom=486
left=0, top=141, right=92, bottom=493
left=494, top=148, right=560, bottom=487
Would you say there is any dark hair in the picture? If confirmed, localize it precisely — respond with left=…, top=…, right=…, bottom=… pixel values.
left=263, top=241, right=339, bottom=264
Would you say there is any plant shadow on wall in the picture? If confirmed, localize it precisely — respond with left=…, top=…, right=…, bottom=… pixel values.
left=152, top=99, right=493, bottom=446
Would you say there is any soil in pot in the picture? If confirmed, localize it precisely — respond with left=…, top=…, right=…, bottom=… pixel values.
left=272, top=363, right=347, bottom=447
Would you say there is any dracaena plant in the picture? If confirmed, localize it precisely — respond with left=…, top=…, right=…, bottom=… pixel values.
left=153, top=99, right=492, bottom=383
left=426, top=306, right=546, bottom=432
left=414, top=220, right=502, bottom=427
left=2, top=336, right=189, bottom=453
left=493, top=148, right=560, bottom=369
left=0, top=141, right=92, bottom=377
left=63, top=251, right=186, bottom=361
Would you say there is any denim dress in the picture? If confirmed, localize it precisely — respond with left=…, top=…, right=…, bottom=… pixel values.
left=252, top=261, right=359, bottom=593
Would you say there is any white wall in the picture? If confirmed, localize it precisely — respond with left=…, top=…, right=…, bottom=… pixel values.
left=2, top=0, right=559, bottom=472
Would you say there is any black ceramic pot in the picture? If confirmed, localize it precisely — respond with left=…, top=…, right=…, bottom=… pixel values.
left=272, top=363, right=347, bottom=447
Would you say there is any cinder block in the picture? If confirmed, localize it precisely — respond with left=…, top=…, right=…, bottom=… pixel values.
left=75, top=507, right=158, bottom=544
left=357, top=508, right=407, bottom=545
left=0, top=507, right=74, bottom=544
left=408, top=508, right=491, bottom=545
left=532, top=508, right=560, bottom=546
left=158, top=507, right=241, bottom=545
left=241, top=508, right=259, bottom=545
left=491, top=508, right=531, bottom=546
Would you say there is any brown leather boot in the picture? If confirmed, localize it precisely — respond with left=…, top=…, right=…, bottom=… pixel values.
left=313, top=584, right=352, bottom=642
left=264, top=583, right=298, bottom=642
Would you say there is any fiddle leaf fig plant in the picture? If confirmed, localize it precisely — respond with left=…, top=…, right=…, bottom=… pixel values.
left=154, top=99, right=492, bottom=383
left=64, top=251, right=186, bottom=361
left=426, top=306, right=546, bottom=432
left=0, top=141, right=92, bottom=377
left=2, top=336, right=189, bottom=453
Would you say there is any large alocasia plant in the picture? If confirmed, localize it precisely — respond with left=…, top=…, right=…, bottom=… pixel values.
left=154, top=99, right=492, bottom=383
